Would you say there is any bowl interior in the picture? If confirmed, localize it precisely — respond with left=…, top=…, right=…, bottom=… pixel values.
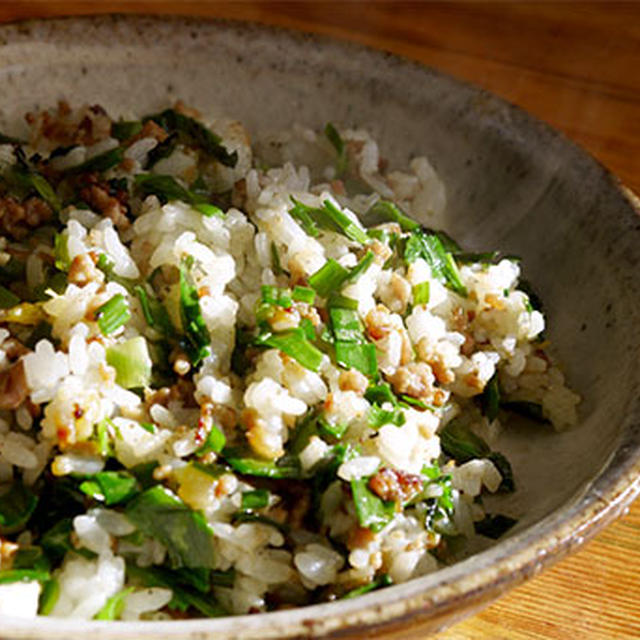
left=0, top=15, right=639, bottom=639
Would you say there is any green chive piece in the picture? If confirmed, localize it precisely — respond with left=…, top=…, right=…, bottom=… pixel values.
left=308, top=259, right=349, bottom=298
left=94, top=587, right=134, bottom=620
left=194, top=203, right=224, bottom=218
left=335, top=341, right=378, bottom=378
left=143, top=109, right=237, bottom=168
left=196, top=424, right=226, bottom=455
left=38, top=578, right=60, bottom=615
left=367, top=200, right=419, bottom=231
left=66, top=147, right=124, bottom=174
left=179, top=262, right=211, bottom=366
left=350, top=478, right=395, bottom=532
left=241, top=489, right=270, bottom=511
left=288, top=197, right=368, bottom=244
left=95, top=293, right=130, bottom=335
left=329, top=307, right=363, bottom=343
left=342, top=574, right=392, bottom=599
left=344, top=250, right=375, bottom=285
left=324, top=122, right=347, bottom=177
left=53, top=233, right=71, bottom=272
left=412, top=281, right=430, bottom=306
left=111, top=120, right=143, bottom=141
left=292, top=285, right=315, bottom=304
left=255, top=328, right=324, bottom=372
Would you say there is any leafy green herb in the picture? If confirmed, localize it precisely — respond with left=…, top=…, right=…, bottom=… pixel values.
left=324, top=122, right=348, bottom=177
left=53, top=233, right=71, bottom=272
left=12, top=546, right=50, bottom=572
left=404, top=229, right=467, bottom=296
left=95, top=293, right=131, bottom=335
left=0, top=569, right=50, bottom=584
left=439, top=419, right=491, bottom=462
left=288, top=411, right=321, bottom=456
left=124, top=486, right=216, bottom=569
left=79, top=471, right=139, bottom=506
left=65, top=147, right=124, bottom=174
left=329, top=307, right=363, bottom=343
left=367, top=200, right=419, bottom=232
left=344, top=250, right=375, bottom=285
left=518, top=279, right=543, bottom=312
left=0, top=285, right=20, bottom=309
left=327, top=292, right=359, bottom=310
left=308, top=259, right=350, bottom=298
left=127, top=564, right=226, bottom=617
left=421, top=463, right=455, bottom=534
left=224, top=452, right=301, bottom=479
left=318, top=417, right=348, bottom=440
left=255, top=327, right=324, bottom=372
left=135, top=173, right=201, bottom=205
left=0, top=256, right=25, bottom=287
left=210, top=568, right=235, bottom=588
left=341, top=573, right=392, bottom=599
left=196, top=424, right=226, bottom=455
left=398, top=395, right=435, bottom=412
left=481, top=373, right=501, bottom=422
left=40, top=519, right=82, bottom=562
left=260, top=285, right=292, bottom=308
left=144, top=109, right=238, bottom=167
left=133, top=284, right=174, bottom=336
left=106, top=336, right=152, bottom=389
left=193, top=203, right=224, bottom=218
left=179, top=262, right=211, bottom=366
left=111, top=120, right=143, bottom=141
left=241, top=489, right=270, bottom=511
left=292, top=285, right=315, bottom=304
left=96, top=418, right=114, bottom=457
left=140, top=422, right=157, bottom=434
left=270, top=242, right=284, bottom=276
left=367, top=403, right=406, bottom=429
left=488, top=452, right=515, bottom=493
left=289, top=197, right=368, bottom=244
left=335, top=341, right=378, bottom=378
left=412, top=281, right=430, bottom=306
left=502, top=401, right=547, bottom=423
left=365, top=382, right=396, bottom=406
left=0, top=481, right=38, bottom=534
left=38, top=578, right=60, bottom=615
left=145, top=132, right=178, bottom=169
left=350, top=478, right=396, bottom=532
left=440, top=420, right=514, bottom=492
left=6, top=162, right=61, bottom=212
left=171, top=567, right=211, bottom=593
left=94, top=587, right=134, bottom=620
left=474, top=513, right=517, bottom=539
left=129, top=461, right=160, bottom=489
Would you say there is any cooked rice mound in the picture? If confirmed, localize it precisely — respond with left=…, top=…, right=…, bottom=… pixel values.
left=0, top=103, right=580, bottom=619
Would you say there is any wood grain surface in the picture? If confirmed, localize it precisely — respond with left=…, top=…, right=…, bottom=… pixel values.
left=0, top=2, right=638, bottom=638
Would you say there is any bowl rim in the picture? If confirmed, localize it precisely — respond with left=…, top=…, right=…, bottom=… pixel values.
left=0, top=13, right=639, bottom=639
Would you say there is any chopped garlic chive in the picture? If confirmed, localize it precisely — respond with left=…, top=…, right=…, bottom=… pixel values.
left=308, top=259, right=349, bottom=298
left=412, top=281, right=430, bottom=305
left=95, top=293, right=131, bottom=335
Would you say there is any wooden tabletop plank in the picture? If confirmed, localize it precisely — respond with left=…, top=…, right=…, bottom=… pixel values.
left=0, top=3, right=638, bottom=638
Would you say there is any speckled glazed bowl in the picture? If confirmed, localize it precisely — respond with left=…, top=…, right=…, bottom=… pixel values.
left=1, top=15, right=640, bottom=640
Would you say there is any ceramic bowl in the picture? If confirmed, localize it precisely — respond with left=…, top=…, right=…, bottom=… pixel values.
left=2, top=15, right=639, bottom=640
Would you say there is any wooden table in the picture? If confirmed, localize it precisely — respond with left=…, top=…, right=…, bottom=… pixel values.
left=0, top=3, right=638, bottom=638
